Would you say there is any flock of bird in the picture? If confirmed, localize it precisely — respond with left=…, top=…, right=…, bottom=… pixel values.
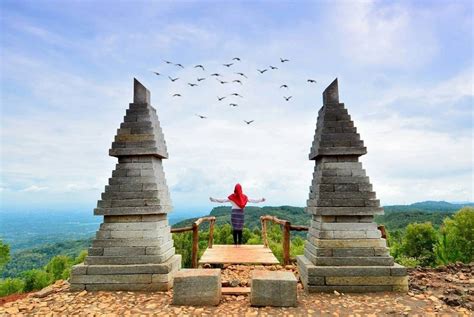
left=152, top=57, right=318, bottom=125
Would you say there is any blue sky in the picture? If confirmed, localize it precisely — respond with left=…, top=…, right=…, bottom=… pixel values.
left=0, top=0, right=473, bottom=215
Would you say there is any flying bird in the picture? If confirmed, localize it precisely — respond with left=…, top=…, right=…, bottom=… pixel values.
left=217, top=79, right=228, bottom=84
left=233, top=79, right=243, bottom=85
left=175, top=63, right=184, bottom=68
left=223, top=63, right=234, bottom=67
left=244, top=120, right=254, bottom=125
left=280, top=58, right=290, bottom=63
left=232, top=57, right=241, bottom=61
left=284, top=96, right=292, bottom=101
left=257, top=69, right=268, bottom=74
left=307, top=79, right=317, bottom=83
left=229, top=103, right=238, bottom=107
left=230, top=93, right=243, bottom=97
left=168, top=76, right=179, bottom=82
left=163, top=59, right=173, bottom=64
left=235, top=72, right=248, bottom=78
left=269, top=65, right=278, bottom=70
left=194, top=64, right=205, bottom=70
left=152, top=71, right=161, bottom=76
left=195, top=114, right=207, bottom=119
left=210, top=73, right=221, bottom=77
left=280, top=84, right=289, bottom=89
left=172, top=93, right=182, bottom=97
left=188, top=83, right=198, bottom=87
left=217, top=96, right=226, bottom=101
left=197, top=77, right=206, bottom=82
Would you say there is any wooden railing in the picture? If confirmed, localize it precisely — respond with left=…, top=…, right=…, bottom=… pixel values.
left=171, top=216, right=216, bottom=268
left=260, top=215, right=309, bottom=265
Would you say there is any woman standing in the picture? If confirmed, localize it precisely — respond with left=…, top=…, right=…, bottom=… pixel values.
left=210, top=183, right=265, bottom=246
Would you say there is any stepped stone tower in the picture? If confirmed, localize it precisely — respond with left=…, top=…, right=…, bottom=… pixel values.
left=297, top=79, right=408, bottom=293
left=70, top=79, right=181, bottom=291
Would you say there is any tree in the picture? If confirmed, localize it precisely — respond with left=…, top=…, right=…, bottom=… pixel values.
left=436, top=207, right=474, bottom=264
left=0, top=240, right=10, bottom=273
left=21, top=269, right=52, bottom=292
left=44, top=255, right=72, bottom=281
left=400, top=222, right=438, bottom=267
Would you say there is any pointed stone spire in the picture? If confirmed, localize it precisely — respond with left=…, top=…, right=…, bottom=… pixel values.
left=134, top=78, right=150, bottom=104
left=109, top=79, right=168, bottom=159
left=297, top=79, right=408, bottom=293
left=322, top=78, right=339, bottom=105
left=70, top=78, right=181, bottom=292
left=309, top=78, right=366, bottom=160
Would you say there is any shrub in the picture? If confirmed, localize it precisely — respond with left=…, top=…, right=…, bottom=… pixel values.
left=45, top=255, right=72, bottom=281
left=21, top=269, right=52, bottom=292
left=436, top=207, right=474, bottom=264
left=400, top=222, right=438, bottom=267
left=0, top=278, right=25, bottom=297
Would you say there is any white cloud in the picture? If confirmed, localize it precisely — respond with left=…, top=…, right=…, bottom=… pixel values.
left=0, top=1, right=472, bottom=212
left=21, top=185, right=49, bottom=192
left=330, top=1, right=438, bottom=68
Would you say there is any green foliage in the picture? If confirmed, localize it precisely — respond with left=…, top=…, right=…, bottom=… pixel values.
left=0, top=240, right=10, bottom=273
left=396, top=256, right=421, bottom=268
left=45, top=255, right=72, bottom=281
left=74, top=250, right=88, bottom=265
left=0, top=278, right=25, bottom=297
left=20, top=269, right=52, bottom=292
left=435, top=207, right=474, bottom=264
left=400, top=222, right=438, bottom=267
left=3, top=239, right=90, bottom=278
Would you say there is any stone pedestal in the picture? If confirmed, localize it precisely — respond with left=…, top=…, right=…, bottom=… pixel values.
left=70, top=78, right=181, bottom=291
left=297, top=79, right=408, bottom=293
left=250, top=271, right=297, bottom=307
left=173, top=269, right=222, bottom=306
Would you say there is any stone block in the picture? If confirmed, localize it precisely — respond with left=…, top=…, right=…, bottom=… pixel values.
left=312, top=256, right=394, bottom=266
left=85, top=248, right=174, bottom=265
left=173, top=269, right=221, bottom=306
left=390, top=263, right=408, bottom=276
left=306, top=206, right=384, bottom=216
left=305, top=285, right=392, bottom=293
left=250, top=271, right=297, bottom=307
left=86, top=282, right=171, bottom=292
left=308, top=238, right=387, bottom=248
left=71, top=264, right=87, bottom=275
left=86, top=255, right=181, bottom=275
left=326, top=276, right=408, bottom=286
left=69, top=284, right=85, bottom=291
left=70, top=274, right=152, bottom=284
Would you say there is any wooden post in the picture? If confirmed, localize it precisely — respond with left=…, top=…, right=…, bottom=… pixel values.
left=282, top=221, right=291, bottom=265
left=208, top=219, right=215, bottom=249
left=261, top=217, right=268, bottom=248
left=378, top=225, right=387, bottom=239
left=192, top=222, right=199, bottom=268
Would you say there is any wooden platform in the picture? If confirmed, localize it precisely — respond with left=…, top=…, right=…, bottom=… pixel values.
left=199, top=245, right=280, bottom=265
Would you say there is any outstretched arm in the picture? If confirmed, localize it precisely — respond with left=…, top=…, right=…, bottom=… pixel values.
left=248, top=197, right=266, bottom=203
left=209, top=197, right=230, bottom=203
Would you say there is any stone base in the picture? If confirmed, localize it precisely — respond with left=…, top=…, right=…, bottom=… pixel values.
left=250, top=270, right=297, bottom=307
left=69, top=254, right=181, bottom=292
left=173, top=269, right=221, bottom=306
left=297, top=255, right=408, bottom=293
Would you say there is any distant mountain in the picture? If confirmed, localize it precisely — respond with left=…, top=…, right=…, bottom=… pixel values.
left=384, top=201, right=473, bottom=213
left=172, top=201, right=473, bottom=232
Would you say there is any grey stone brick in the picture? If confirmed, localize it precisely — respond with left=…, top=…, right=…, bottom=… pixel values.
left=250, top=271, right=297, bottom=307
left=173, top=269, right=221, bottom=306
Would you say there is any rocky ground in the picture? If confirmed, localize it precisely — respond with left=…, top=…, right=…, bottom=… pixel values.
left=0, top=263, right=472, bottom=316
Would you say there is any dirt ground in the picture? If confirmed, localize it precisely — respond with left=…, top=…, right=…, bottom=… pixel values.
left=0, top=263, right=472, bottom=316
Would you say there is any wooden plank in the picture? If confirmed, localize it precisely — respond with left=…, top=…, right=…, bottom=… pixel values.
left=199, top=245, right=280, bottom=265
left=222, top=287, right=251, bottom=295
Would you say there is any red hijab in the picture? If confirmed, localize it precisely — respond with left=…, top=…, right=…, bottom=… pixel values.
left=228, top=183, right=248, bottom=209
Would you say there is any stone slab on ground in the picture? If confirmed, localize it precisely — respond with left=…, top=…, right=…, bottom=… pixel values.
left=250, top=270, right=297, bottom=307
left=173, top=269, right=221, bottom=306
